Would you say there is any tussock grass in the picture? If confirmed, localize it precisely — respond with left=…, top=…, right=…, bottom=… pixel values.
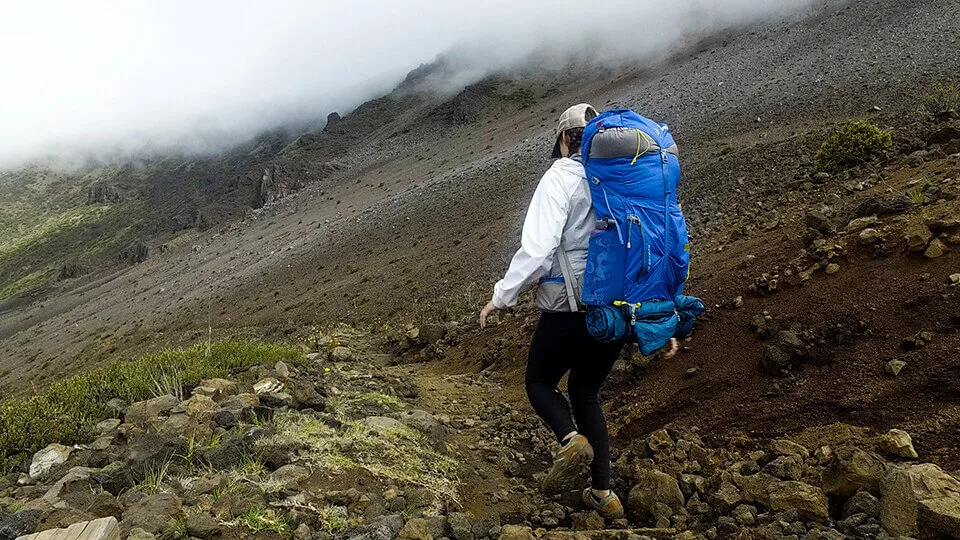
left=269, top=411, right=460, bottom=510
left=0, top=340, right=302, bottom=473
left=232, top=508, right=290, bottom=535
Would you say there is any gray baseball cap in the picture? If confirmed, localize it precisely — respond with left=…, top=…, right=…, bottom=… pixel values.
left=551, top=103, right=599, bottom=158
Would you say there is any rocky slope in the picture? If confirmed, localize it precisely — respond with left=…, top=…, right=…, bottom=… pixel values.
left=2, top=326, right=960, bottom=540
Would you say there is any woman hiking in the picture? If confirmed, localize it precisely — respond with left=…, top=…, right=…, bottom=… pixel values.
left=480, top=104, right=678, bottom=519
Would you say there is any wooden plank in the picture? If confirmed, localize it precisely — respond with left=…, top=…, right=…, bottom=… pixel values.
left=17, top=517, right=119, bottom=540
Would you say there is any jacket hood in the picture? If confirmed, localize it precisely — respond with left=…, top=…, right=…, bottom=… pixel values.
left=551, top=156, right=585, bottom=176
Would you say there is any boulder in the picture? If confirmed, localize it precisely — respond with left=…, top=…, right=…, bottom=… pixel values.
left=822, top=446, right=886, bottom=498
left=569, top=511, right=604, bottom=530
left=253, top=378, right=284, bottom=395
left=878, top=429, right=919, bottom=459
left=925, top=238, right=948, bottom=258
left=710, top=480, right=744, bottom=512
left=199, top=378, right=239, bottom=399
left=395, top=409, right=446, bottom=448
left=0, top=508, right=43, bottom=539
left=647, top=429, right=675, bottom=453
left=29, top=443, right=73, bottom=478
left=330, top=346, right=357, bottom=362
left=125, top=395, right=179, bottom=427
left=220, top=393, right=260, bottom=415
left=628, top=469, right=685, bottom=518
left=399, top=518, right=433, bottom=540
left=120, top=492, right=182, bottom=536
left=419, top=324, right=447, bottom=344
left=761, top=345, right=793, bottom=375
left=183, top=394, right=218, bottom=421
left=846, top=215, right=878, bottom=233
left=766, top=481, right=830, bottom=520
left=858, top=228, right=884, bottom=244
left=904, top=223, right=933, bottom=252
left=269, top=464, right=311, bottom=490
left=880, top=463, right=960, bottom=537
left=844, top=490, right=880, bottom=519
left=498, top=525, right=535, bottom=540
left=125, top=433, right=189, bottom=472
left=805, top=211, right=836, bottom=235
left=769, top=439, right=810, bottom=459
left=185, top=513, right=220, bottom=539
left=762, top=455, right=803, bottom=481
left=447, top=512, right=473, bottom=540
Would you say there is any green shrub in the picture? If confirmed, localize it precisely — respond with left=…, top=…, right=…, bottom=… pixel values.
left=923, top=81, right=960, bottom=114
left=815, top=121, right=893, bottom=174
left=0, top=340, right=302, bottom=471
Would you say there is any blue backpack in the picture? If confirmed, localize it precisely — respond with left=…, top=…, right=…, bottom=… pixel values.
left=578, top=110, right=704, bottom=355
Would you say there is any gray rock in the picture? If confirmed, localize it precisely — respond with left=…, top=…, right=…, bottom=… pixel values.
left=395, top=410, right=446, bottom=447
left=878, top=429, right=919, bottom=459
left=398, top=517, right=432, bottom=540
left=569, top=511, right=604, bottom=531
left=843, top=490, right=880, bottom=519
left=766, top=481, right=829, bottom=520
left=185, top=513, right=220, bottom=539
left=761, top=345, right=792, bottom=375
left=647, top=429, right=675, bottom=453
left=846, top=215, right=879, bottom=233
left=628, top=469, right=685, bottom=518
left=94, top=419, right=122, bottom=435
left=885, top=359, right=907, bottom=377
left=0, top=508, right=43, bottom=540
left=419, top=324, right=447, bottom=344
left=269, top=464, right=311, bottom=490
left=858, top=228, right=884, bottom=244
left=29, top=443, right=73, bottom=478
left=805, top=211, right=836, bottom=235
left=125, top=433, right=189, bottom=472
left=880, top=463, right=960, bottom=537
left=330, top=346, right=357, bottom=362
left=822, top=446, right=886, bottom=499
left=126, top=527, right=157, bottom=540
left=762, top=455, right=803, bottom=481
left=769, top=439, right=810, bottom=458
left=925, top=238, right=948, bottom=258
left=447, top=511, right=474, bottom=540
left=125, top=395, right=179, bottom=427
left=120, top=492, right=182, bottom=536
left=904, top=223, right=933, bottom=252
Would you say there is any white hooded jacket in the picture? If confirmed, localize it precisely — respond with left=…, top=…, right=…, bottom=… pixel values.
left=493, top=157, right=595, bottom=312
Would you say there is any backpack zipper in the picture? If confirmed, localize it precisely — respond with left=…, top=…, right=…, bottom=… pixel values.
left=660, top=148, right=670, bottom=273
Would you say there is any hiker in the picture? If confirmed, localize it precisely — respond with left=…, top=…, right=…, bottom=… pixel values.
left=480, top=104, right=679, bottom=519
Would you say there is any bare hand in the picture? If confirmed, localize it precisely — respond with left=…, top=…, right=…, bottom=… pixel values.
left=480, top=300, right=500, bottom=329
left=662, top=338, right=679, bottom=360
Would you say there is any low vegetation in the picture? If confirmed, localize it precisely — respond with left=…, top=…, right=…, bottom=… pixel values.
left=815, top=120, right=893, bottom=174
left=269, top=410, right=461, bottom=510
left=0, top=340, right=303, bottom=472
left=923, top=80, right=960, bottom=114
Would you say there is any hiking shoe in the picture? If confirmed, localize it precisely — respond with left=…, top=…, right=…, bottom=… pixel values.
left=582, top=488, right=625, bottom=520
left=542, top=434, right=594, bottom=494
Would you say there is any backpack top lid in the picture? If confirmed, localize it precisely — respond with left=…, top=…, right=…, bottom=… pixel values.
left=581, top=109, right=677, bottom=164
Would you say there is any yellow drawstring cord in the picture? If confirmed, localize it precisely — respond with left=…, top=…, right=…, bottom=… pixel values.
left=630, top=129, right=643, bottom=166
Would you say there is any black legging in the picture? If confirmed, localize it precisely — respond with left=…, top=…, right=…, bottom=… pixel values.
left=525, top=311, right=623, bottom=490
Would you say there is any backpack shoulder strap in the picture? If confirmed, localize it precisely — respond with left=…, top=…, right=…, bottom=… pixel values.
left=557, top=247, right=582, bottom=312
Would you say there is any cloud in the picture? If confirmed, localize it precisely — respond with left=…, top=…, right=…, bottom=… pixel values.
left=0, top=0, right=818, bottom=168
